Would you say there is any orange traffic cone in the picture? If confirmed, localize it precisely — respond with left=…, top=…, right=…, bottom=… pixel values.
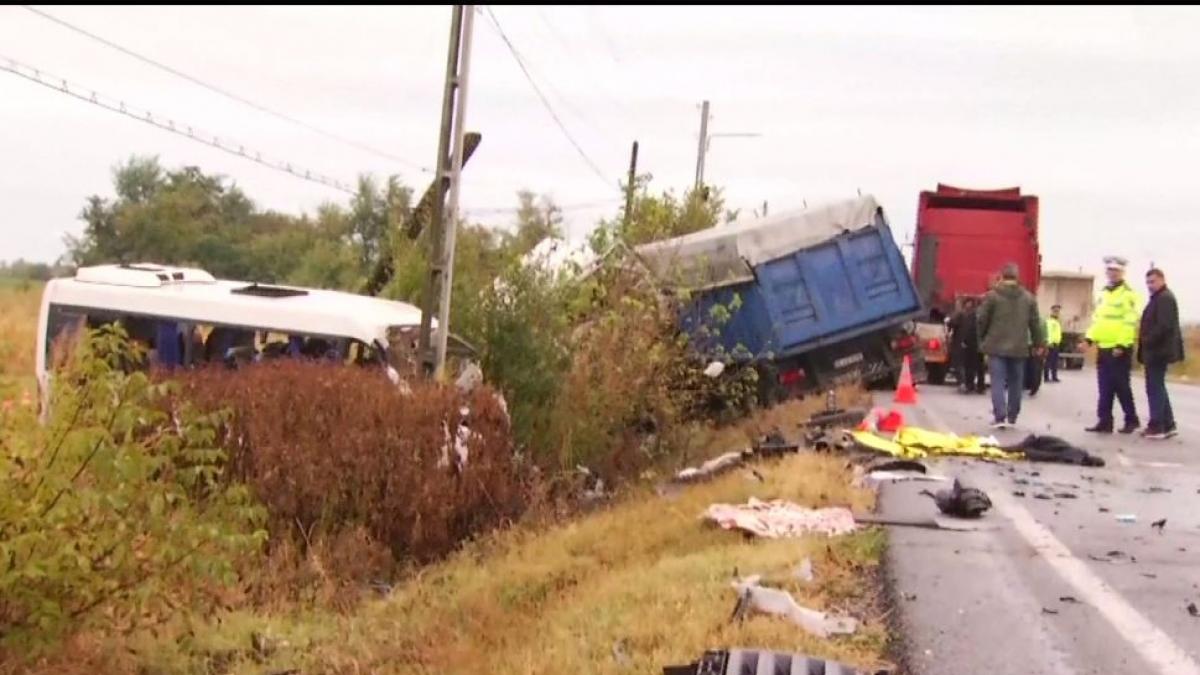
left=894, top=355, right=918, bottom=405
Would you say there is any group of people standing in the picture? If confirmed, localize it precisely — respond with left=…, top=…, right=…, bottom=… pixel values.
left=947, top=257, right=1184, bottom=439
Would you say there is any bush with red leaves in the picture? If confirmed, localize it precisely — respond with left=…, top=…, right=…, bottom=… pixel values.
left=172, top=360, right=530, bottom=564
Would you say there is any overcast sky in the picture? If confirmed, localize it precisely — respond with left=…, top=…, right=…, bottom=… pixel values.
left=2, top=6, right=1199, bottom=313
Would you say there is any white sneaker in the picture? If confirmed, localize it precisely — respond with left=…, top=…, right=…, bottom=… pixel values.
left=990, top=420, right=1010, bottom=430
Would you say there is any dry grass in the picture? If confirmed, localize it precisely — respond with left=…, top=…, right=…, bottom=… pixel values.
left=18, top=392, right=889, bottom=674
left=0, top=280, right=40, bottom=402
left=1, top=273, right=886, bottom=672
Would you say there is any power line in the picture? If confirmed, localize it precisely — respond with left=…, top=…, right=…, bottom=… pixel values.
left=480, top=6, right=614, bottom=190
left=20, top=4, right=432, bottom=174
left=464, top=197, right=620, bottom=216
left=0, top=54, right=356, bottom=195
left=535, top=8, right=638, bottom=126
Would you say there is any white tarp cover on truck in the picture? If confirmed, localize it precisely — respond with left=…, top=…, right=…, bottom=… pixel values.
left=634, top=195, right=882, bottom=290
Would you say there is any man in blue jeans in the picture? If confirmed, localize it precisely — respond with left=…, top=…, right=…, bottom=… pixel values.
left=1138, top=268, right=1184, bottom=440
left=978, top=264, right=1046, bottom=429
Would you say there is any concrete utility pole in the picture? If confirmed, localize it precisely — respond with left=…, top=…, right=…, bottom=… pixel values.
left=419, top=4, right=475, bottom=379
left=623, top=140, right=638, bottom=229
left=693, top=100, right=710, bottom=190
left=433, top=5, right=474, bottom=379
left=694, top=100, right=761, bottom=194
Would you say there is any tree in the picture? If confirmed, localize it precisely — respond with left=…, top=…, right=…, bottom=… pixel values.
left=506, top=190, right=564, bottom=258
left=591, top=173, right=725, bottom=251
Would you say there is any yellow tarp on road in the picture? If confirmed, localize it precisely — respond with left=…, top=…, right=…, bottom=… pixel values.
left=851, top=426, right=1023, bottom=461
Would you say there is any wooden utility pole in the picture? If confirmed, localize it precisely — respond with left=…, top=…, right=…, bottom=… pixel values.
left=418, top=5, right=474, bottom=379
left=623, top=140, right=638, bottom=230
left=693, top=100, right=710, bottom=190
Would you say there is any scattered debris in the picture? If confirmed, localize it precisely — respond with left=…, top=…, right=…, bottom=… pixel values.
left=865, top=458, right=928, bottom=474
left=250, top=631, right=289, bottom=661
left=1089, top=550, right=1136, bottom=564
left=1116, top=514, right=1138, bottom=524
left=1139, top=486, right=1172, bottom=494
left=794, top=558, right=815, bottom=584
left=730, top=576, right=859, bottom=638
left=1042, top=607, right=1059, bottom=615
left=1053, top=492, right=1078, bottom=500
left=1143, top=573, right=1159, bottom=580
left=752, top=430, right=799, bottom=457
left=1033, top=493, right=1053, bottom=500
left=858, top=406, right=906, bottom=433
left=864, top=470, right=949, bottom=485
left=1005, top=435, right=1105, bottom=467
left=854, top=514, right=994, bottom=532
left=675, top=451, right=746, bottom=484
left=803, top=407, right=869, bottom=430
left=1098, top=507, right=1110, bottom=513
left=1059, top=596, right=1081, bottom=604
left=1189, top=602, right=1200, bottom=618
left=367, top=579, right=393, bottom=597
left=808, top=428, right=856, bottom=453
left=1013, top=491, right=1026, bottom=498
left=902, top=592, right=918, bottom=601
left=1152, top=518, right=1167, bottom=533
left=703, top=361, right=726, bottom=379
left=612, top=639, right=633, bottom=668
left=663, top=649, right=885, bottom=675
left=919, top=479, right=992, bottom=518
left=704, top=498, right=858, bottom=538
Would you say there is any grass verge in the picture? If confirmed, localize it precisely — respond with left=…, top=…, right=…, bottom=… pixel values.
left=19, top=397, right=890, bottom=674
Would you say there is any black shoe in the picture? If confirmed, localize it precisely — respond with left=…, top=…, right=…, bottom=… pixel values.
left=1085, top=423, right=1113, bottom=434
left=1166, top=426, right=1180, bottom=439
left=1118, top=422, right=1140, bottom=435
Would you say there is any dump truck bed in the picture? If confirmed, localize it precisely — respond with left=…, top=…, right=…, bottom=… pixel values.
left=636, top=195, right=922, bottom=361
left=913, top=184, right=1040, bottom=317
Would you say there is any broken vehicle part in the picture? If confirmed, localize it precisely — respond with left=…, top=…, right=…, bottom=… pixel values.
left=730, top=576, right=858, bottom=638
left=919, top=479, right=992, bottom=518
left=663, top=649, right=886, bottom=675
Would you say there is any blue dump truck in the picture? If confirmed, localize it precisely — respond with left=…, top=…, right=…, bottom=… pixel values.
left=635, top=195, right=925, bottom=399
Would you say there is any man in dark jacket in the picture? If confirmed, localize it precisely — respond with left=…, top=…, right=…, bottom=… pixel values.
left=1138, top=268, right=1184, bottom=439
left=951, top=298, right=985, bottom=394
left=978, top=263, right=1046, bottom=429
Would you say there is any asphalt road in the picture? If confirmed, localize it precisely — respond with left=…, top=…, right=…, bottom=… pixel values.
left=878, top=369, right=1200, bottom=675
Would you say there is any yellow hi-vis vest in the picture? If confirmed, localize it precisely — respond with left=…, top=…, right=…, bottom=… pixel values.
left=1045, top=317, right=1063, bottom=347
left=1086, top=282, right=1140, bottom=349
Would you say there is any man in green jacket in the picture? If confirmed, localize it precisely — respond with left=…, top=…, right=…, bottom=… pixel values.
left=978, top=263, right=1046, bottom=429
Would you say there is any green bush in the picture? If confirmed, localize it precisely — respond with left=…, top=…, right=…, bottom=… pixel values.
left=0, top=327, right=266, bottom=653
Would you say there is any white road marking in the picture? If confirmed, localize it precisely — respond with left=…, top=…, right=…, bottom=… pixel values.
left=915, top=396, right=1200, bottom=674
left=992, top=490, right=1200, bottom=675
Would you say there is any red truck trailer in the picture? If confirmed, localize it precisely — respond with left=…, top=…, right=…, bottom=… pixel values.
left=911, top=184, right=1040, bottom=384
